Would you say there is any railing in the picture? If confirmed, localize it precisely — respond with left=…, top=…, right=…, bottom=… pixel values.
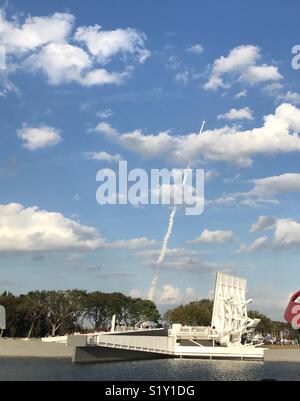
left=88, top=334, right=176, bottom=354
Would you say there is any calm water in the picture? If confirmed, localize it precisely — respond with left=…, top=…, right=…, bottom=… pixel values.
left=0, top=358, right=299, bottom=381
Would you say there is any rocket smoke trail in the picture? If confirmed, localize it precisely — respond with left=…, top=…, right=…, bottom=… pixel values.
left=147, top=206, right=177, bottom=301
left=147, top=121, right=206, bottom=301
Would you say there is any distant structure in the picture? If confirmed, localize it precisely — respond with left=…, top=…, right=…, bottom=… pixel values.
left=0, top=305, right=6, bottom=335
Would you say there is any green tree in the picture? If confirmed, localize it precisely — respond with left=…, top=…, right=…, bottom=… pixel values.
left=84, top=291, right=111, bottom=330
left=123, top=298, right=160, bottom=327
left=248, top=311, right=273, bottom=334
left=18, top=291, right=47, bottom=338
left=164, top=299, right=213, bottom=326
left=44, top=290, right=86, bottom=336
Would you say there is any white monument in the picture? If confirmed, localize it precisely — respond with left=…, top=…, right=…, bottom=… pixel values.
left=211, top=272, right=260, bottom=346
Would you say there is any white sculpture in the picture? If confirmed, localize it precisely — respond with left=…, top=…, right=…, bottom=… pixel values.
left=211, top=272, right=260, bottom=347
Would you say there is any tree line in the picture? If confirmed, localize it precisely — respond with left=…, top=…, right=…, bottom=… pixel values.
left=0, top=290, right=160, bottom=338
left=1, top=291, right=297, bottom=340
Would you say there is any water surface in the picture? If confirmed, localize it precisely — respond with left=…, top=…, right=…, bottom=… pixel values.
left=0, top=358, right=299, bottom=381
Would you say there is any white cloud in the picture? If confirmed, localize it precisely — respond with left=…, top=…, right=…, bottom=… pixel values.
left=26, top=43, right=92, bottom=85
left=80, top=67, right=132, bottom=86
left=277, top=91, right=300, bottom=105
left=190, top=229, right=234, bottom=244
left=251, top=173, right=300, bottom=197
left=174, top=68, right=201, bottom=86
left=0, top=203, right=158, bottom=253
left=204, top=45, right=282, bottom=91
left=241, top=216, right=300, bottom=252
left=211, top=173, right=300, bottom=208
left=105, top=237, right=157, bottom=250
left=204, top=75, right=227, bottom=91
left=247, top=236, right=270, bottom=252
left=85, top=151, right=122, bottom=163
left=174, top=71, right=190, bottom=85
left=240, top=64, right=282, bottom=84
left=205, top=169, right=220, bottom=181
left=129, top=289, right=142, bottom=298
left=0, top=203, right=105, bottom=252
left=158, top=284, right=181, bottom=304
left=251, top=216, right=277, bottom=232
left=96, top=108, right=113, bottom=119
left=74, top=25, right=150, bottom=64
left=217, top=107, right=253, bottom=121
left=263, top=82, right=283, bottom=96
left=27, top=42, right=133, bottom=86
left=274, top=218, right=300, bottom=249
left=0, top=11, right=74, bottom=54
left=17, top=125, right=62, bottom=150
left=137, top=247, right=229, bottom=275
left=1, top=9, right=150, bottom=88
left=186, top=44, right=204, bottom=54
left=93, top=103, right=300, bottom=166
left=234, top=90, right=247, bottom=99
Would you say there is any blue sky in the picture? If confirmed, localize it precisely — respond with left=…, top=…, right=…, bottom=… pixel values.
left=1, top=0, right=300, bottom=319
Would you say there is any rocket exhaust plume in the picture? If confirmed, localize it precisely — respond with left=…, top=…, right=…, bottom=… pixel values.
left=147, top=121, right=205, bottom=302
left=147, top=206, right=177, bottom=301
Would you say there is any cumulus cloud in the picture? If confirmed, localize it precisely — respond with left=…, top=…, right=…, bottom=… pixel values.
left=17, top=125, right=62, bottom=150
left=204, top=45, right=282, bottom=91
left=26, top=43, right=92, bottom=85
left=251, top=173, right=300, bottom=197
left=85, top=151, right=122, bottom=162
left=0, top=203, right=105, bottom=252
left=1, top=9, right=150, bottom=88
left=0, top=11, right=74, bottom=54
left=92, top=103, right=300, bottom=166
left=210, top=173, right=300, bottom=208
left=277, top=91, right=300, bottom=105
left=186, top=44, right=204, bottom=54
left=190, top=229, right=234, bottom=244
left=158, top=284, right=181, bottom=304
left=0, top=203, right=158, bottom=253
left=74, top=25, right=150, bottom=64
left=217, top=107, right=253, bottom=121
left=26, top=43, right=132, bottom=86
left=241, top=216, right=300, bottom=252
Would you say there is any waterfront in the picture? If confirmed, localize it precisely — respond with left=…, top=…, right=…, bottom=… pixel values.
left=0, top=358, right=299, bottom=381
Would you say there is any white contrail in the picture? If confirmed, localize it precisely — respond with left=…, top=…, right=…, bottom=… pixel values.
left=147, top=206, right=177, bottom=301
left=147, top=121, right=206, bottom=302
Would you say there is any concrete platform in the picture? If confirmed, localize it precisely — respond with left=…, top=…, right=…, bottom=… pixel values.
left=0, top=338, right=73, bottom=358
left=264, top=349, right=300, bottom=362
